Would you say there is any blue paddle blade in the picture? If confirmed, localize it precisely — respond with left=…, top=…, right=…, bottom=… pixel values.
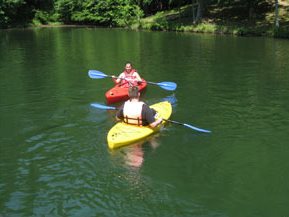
left=90, top=103, right=117, bottom=110
left=88, top=70, right=109, bottom=79
left=162, top=94, right=177, bottom=105
left=157, top=82, right=177, bottom=91
left=183, top=124, right=211, bottom=133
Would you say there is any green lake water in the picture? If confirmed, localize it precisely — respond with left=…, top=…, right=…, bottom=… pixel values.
left=1, top=27, right=289, bottom=217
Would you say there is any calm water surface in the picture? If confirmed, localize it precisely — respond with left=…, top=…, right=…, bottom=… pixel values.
left=1, top=27, right=289, bottom=217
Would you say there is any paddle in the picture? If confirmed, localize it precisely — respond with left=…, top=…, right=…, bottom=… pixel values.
left=90, top=103, right=211, bottom=133
left=163, top=119, right=211, bottom=133
left=88, top=70, right=177, bottom=91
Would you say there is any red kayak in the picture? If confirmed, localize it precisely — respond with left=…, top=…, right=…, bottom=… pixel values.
left=105, top=79, right=147, bottom=104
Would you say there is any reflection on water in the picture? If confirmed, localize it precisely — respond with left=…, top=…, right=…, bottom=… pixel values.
left=124, top=138, right=160, bottom=169
left=110, top=135, right=160, bottom=169
left=161, top=94, right=177, bottom=107
left=124, top=144, right=144, bottom=168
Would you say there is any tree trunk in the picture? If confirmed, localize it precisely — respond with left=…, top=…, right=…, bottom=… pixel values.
left=192, top=0, right=204, bottom=23
left=196, top=0, right=204, bottom=22
left=275, top=0, right=279, bottom=28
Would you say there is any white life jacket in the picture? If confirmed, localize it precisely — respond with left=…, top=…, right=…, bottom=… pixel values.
left=123, top=101, right=144, bottom=126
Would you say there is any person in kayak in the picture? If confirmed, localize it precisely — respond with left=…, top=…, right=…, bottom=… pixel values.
left=112, top=62, right=142, bottom=87
left=116, top=86, right=163, bottom=128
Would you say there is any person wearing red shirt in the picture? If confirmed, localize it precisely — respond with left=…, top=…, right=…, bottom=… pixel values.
left=113, top=62, right=142, bottom=87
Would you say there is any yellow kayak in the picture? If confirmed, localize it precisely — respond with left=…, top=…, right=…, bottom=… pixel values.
left=107, top=101, right=172, bottom=149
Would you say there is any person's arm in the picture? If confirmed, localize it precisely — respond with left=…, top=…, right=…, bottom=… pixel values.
left=113, top=73, right=124, bottom=84
left=116, top=105, right=124, bottom=121
left=112, top=76, right=118, bottom=84
left=142, top=104, right=163, bottom=128
left=149, top=117, right=163, bottom=128
left=134, top=71, right=142, bottom=82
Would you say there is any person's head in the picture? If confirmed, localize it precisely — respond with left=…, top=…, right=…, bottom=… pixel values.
left=128, top=86, right=140, bottom=99
left=124, top=62, right=132, bottom=73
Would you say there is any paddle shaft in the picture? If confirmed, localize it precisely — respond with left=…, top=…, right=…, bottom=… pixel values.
left=90, top=103, right=211, bottom=133
left=88, top=70, right=177, bottom=91
left=163, top=119, right=183, bottom=126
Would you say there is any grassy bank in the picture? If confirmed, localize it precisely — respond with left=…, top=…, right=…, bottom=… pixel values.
left=134, top=1, right=289, bottom=38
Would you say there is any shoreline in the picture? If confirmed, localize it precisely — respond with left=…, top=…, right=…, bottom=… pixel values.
left=2, top=22, right=288, bottom=39
left=2, top=23, right=288, bottom=39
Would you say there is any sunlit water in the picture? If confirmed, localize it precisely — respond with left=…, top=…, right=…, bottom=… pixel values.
left=1, top=27, right=289, bottom=217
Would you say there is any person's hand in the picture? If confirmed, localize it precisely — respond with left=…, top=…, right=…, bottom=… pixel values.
left=112, top=75, right=119, bottom=84
left=157, top=117, right=163, bottom=126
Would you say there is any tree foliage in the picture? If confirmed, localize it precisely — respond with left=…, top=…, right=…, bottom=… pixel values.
left=0, top=0, right=284, bottom=32
left=0, top=0, right=25, bottom=27
left=51, top=0, right=144, bottom=27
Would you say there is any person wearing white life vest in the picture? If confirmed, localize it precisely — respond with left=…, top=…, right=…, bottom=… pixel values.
left=116, top=86, right=163, bottom=128
left=112, top=62, right=142, bottom=87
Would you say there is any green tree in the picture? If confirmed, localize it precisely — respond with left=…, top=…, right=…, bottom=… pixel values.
left=55, top=0, right=80, bottom=23
left=0, top=0, right=25, bottom=28
left=56, top=0, right=143, bottom=27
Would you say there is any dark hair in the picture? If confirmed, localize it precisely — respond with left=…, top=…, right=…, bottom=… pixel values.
left=128, top=86, right=139, bottom=98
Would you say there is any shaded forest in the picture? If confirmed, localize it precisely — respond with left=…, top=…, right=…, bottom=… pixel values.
left=1, top=0, right=288, bottom=37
